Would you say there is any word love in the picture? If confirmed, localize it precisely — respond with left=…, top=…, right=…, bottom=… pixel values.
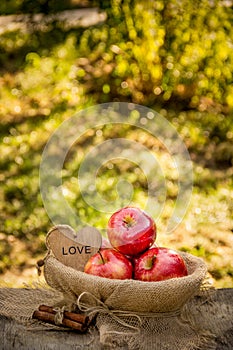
left=62, top=245, right=91, bottom=255
left=46, top=225, right=102, bottom=271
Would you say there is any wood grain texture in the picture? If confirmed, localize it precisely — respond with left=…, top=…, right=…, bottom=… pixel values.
left=46, top=225, right=102, bottom=272
left=0, top=315, right=102, bottom=350
left=0, top=288, right=232, bottom=350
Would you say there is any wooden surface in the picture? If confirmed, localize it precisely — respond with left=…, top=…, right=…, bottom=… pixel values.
left=0, top=288, right=232, bottom=350
left=0, top=315, right=101, bottom=350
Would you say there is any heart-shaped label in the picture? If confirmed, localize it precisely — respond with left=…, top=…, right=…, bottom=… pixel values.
left=46, top=225, right=102, bottom=271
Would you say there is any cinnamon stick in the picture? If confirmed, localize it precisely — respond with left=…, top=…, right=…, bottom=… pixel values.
left=38, top=305, right=89, bottom=325
left=32, top=310, right=87, bottom=332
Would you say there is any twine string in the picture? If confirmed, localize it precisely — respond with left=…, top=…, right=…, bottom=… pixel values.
left=77, top=291, right=142, bottom=333
left=77, top=291, right=181, bottom=334
left=53, top=306, right=66, bottom=325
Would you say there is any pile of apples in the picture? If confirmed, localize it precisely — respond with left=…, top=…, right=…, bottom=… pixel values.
left=84, top=207, right=188, bottom=282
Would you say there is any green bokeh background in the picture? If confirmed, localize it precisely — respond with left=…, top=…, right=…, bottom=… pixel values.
left=0, top=0, right=232, bottom=287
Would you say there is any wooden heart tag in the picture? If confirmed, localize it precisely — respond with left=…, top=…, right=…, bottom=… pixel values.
left=46, top=225, right=102, bottom=271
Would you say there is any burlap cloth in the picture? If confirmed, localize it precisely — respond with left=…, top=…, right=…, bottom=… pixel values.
left=0, top=251, right=224, bottom=349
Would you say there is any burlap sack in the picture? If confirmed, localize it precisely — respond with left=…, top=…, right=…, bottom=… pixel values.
left=43, top=251, right=214, bottom=349
left=44, top=251, right=206, bottom=313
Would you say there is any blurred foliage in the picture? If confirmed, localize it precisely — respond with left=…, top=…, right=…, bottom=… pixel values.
left=82, top=0, right=233, bottom=110
left=0, top=0, right=233, bottom=287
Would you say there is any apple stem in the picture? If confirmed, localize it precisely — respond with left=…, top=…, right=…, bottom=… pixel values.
left=98, top=249, right=105, bottom=264
left=123, top=215, right=136, bottom=228
left=152, top=255, right=157, bottom=265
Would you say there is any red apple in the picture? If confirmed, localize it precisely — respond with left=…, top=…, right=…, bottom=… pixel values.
left=134, top=247, right=188, bottom=282
left=107, top=207, right=156, bottom=256
left=84, top=248, right=133, bottom=280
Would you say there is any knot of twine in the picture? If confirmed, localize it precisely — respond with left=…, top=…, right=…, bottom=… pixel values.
left=77, top=291, right=181, bottom=335
left=53, top=306, right=66, bottom=325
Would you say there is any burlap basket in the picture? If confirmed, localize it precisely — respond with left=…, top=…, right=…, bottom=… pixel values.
left=43, top=251, right=215, bottom=350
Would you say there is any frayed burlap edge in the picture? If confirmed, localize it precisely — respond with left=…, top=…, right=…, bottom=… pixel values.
left=41, top=250, right=218, bottom=350
left=0, top=251, right=221, bottom=350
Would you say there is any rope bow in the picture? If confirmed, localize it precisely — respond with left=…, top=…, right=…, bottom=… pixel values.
left=77, top=291, right=142, bottom=334
left=53, top=306, right=66, bottom=325
left=77, top=291, right=181, bottom=335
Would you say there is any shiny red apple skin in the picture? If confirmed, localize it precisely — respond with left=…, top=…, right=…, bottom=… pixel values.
left=107, top=207, right=156, bottom=257
left=134, top=247, right=188, bottom=282
left=84, top=248, right=133, bottom=280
